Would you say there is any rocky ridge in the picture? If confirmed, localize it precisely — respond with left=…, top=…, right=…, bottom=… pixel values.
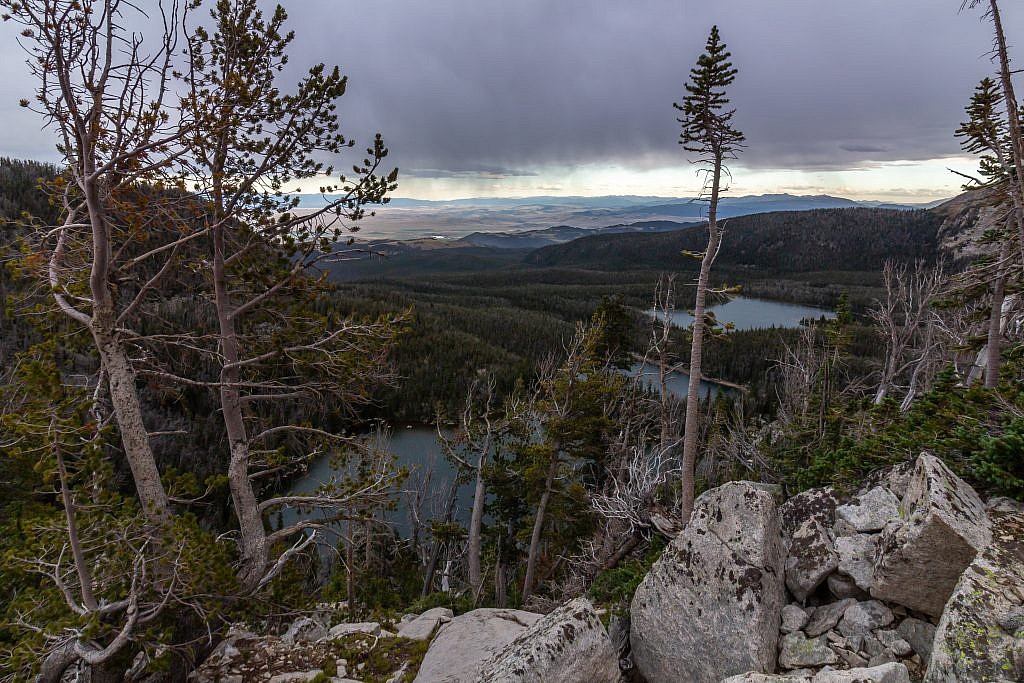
left=191, top=453, right=1023, bottom=683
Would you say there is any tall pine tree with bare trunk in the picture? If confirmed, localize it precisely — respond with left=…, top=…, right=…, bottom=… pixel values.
left=674, top=26, right=744, bottom=524
left=963, top=0, right=1024, bottom=269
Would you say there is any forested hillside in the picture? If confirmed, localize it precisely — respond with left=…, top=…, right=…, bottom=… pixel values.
left=0, top=158, right=60, bottom=358
left=525, top=208, right=945, bottom=272
left=320, top=203, right=968, bottom=422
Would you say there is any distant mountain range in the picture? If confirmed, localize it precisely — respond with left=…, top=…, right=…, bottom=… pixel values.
left=524, top=207, right=944, bottom=273
left=296, top=192, right=948, bottom=243
left=457, top=220, right=688, bottom=249
left=322, top=191, right=984, bottom=283
left=299, top=191, right=944, bottom=212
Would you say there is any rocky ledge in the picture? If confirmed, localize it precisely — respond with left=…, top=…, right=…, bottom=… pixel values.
left=192, top=453, right=1022, bottom=683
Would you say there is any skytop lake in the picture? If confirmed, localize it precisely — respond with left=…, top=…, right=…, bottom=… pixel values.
left=649, top=295, right=835, bottom=331
left=632, top=295, right=836, bottom=398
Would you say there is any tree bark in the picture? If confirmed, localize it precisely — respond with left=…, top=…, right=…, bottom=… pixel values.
left=601, top=532, right=641, bottom=572
left=987, top=0, right=1024, bottom=268
left=346, top=519, right=356, bottom=608
left=93, top=330, right=172, bottom=526
left=36, top=643, right=77, bottom=683
left=873, top=350, right=900, bottom=405
left=901, top=317, right=935, bottom=412
left=467, top=463, right=487, bottom=601
left=494, top=538, right=508, bottom=609
left=984, top=243, right=1011, bottom=388
left=679, top=151, right=724, bottom=525
left=84, top=176, right=171, bottom=526
left=55, top=442, right=97, bottom=611
left=522, top=456, right=558, bottom=603
left=211, top=217, right=268, bottom=592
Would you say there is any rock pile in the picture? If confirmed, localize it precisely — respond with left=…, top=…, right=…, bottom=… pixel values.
left=626, top=453, right=1021, bottom=682
left=190, top=621, right=406, bottom=683
left=191, top=452, right=1022, bottom=683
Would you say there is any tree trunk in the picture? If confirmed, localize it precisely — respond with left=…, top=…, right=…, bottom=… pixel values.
left=987, top=0, right=1024, bottom=268
left=818, top=345, right=834, bottom=439
left=658, top=336, right=675, bottom=457
left=467, top=462, right=487, bottom=601
left=55, top=442, right=98, bottom=611
left=679, top=152, right=724, bottom=525
left=522, top=456, right=557, bottom=603
left=36, top=643, right=77, bottom=683
left=901, top=317, right=935, bottom=412
left=600, top=532, right=641, bottom=573
left=346, top=519, right=356, bottom=608
left=495, top=539, right=508, bottom=608
left=94, top=331, right=172, bottom=525
left=984, top=246, right=1010, bottom=388
left=81, top=168, right=171, bottom=527
left=873, top=352, right=899, bottom=405
left=212, top=220, right=267, bottom=591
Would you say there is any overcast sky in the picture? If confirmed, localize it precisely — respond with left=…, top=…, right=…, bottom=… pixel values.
left=1, top=0, right=1020, bottom=201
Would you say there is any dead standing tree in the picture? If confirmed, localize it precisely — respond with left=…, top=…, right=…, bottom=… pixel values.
left=870, top=259, right=946, bottom=405
left=673, top=25, right=745, bottom=524
left=588, top=275, right=685, bottom=544
left=436, top=375, right=527, bottom=603
left=590, top=375, right=682, bottom=549
left=648, top=275, right=685, bottom=463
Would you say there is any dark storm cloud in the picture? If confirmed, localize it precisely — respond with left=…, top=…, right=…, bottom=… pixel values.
left=402, top=165, right=538, bottom=179
left=0, top=0, right=1018, bottom=176
left=839, top=144, right=890, bottom=154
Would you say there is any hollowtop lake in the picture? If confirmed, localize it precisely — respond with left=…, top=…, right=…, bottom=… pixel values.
left=282, top=295, right=835, bottom=537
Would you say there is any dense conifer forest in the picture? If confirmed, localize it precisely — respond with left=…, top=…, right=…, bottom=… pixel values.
left=526, top=208, right=945, bottom=272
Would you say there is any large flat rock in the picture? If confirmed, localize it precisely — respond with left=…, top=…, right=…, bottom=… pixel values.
left=871, top=454, right=992, bottom=617
left=925, top=513, right=1024, bottom=682
left=474, top=598, right=620, bottom=683
left=630, top=482, right=785, bottom=682
left=413, top=608, right=542, bottom=683
left=397, top=608, right=453, bottom=641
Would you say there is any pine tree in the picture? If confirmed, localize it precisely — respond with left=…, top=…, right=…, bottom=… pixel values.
left=953, top=77, right=1018, bottom=387
left=674, top=26, right=744, bottom=524
left=963, top=0, right=1024, bottom=269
